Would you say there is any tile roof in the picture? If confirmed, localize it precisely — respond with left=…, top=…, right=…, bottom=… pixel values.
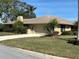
left=23, top=16, right=73, bottom=25
left=5, top=16, right=74, bottom=25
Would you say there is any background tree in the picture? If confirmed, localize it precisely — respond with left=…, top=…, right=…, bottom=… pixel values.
left=25, top=5, right=36, bottom=18
left=0, top=0, right=36, bottom=23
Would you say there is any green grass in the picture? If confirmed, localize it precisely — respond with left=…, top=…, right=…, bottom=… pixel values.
left=0, top=35, right=79, bottom=59
left=0, top=32, right=17, bottom=36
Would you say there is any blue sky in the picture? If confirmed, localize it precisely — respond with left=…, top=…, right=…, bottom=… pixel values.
left=22, top=0, right=78, bottom=21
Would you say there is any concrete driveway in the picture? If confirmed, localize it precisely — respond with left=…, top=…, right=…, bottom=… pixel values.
left=0, top=45, right=69, bottom=59
left=0, top=33, right=46, bottom=41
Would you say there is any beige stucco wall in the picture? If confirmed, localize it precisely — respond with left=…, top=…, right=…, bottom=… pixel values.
left=54, top=26, right=71, bottom=35
left=27, top=24, right=48, bottom=34
left=65, top=27, right=71, bottom=31
left=33, top=24, right=48, bottom=34
left=27, top=24, right=72, bottom=35
left=27, top=29, right=34, bottom=34
left=54, top=27, right=61, bottom=35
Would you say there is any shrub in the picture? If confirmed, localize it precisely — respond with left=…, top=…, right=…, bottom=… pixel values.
left=61, top=31, right=74, bottom=35
left=0, top=24, right=4, bottom=31
left=3, top=27, right=13, bottom=32
left=13, top=20, right=27, bottom=34
left=68, top=39, right=79, bottom=45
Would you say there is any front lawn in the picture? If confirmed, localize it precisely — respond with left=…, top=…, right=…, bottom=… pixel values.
left=0, top=32, right=17, bottom=36
left=0, top=35, right=78, bottom=59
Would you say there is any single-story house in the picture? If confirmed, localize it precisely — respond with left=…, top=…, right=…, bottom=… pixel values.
left=4, top=16, right=74, bottom=35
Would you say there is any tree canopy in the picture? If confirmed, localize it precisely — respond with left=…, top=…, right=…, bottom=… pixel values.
left=0, top=0, right=17, bottom=3
left=0, top=0, right=36, bottom=23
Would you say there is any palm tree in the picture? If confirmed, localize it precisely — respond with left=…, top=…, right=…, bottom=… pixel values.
left=45, top=19, right=59, bottom=34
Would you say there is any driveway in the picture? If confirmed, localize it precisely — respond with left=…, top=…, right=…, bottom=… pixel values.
left=0, top=33, right=46, bottom=41
left=0, top=45, right=69, bottom=59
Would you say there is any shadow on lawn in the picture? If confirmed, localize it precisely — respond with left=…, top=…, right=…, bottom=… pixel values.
left=42, top=35, right=79, bottom=45
left=59, top=37, right=79, bottom=45
left=67, top=38, right=79, bottom=45
left=57, top=37, right=79, bottom=45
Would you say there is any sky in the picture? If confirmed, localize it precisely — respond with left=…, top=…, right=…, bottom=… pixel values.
left=22, top=0, right=78, bottom=21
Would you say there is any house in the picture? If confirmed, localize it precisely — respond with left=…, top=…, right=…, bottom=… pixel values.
left=5, top=16, right=74, bottom=35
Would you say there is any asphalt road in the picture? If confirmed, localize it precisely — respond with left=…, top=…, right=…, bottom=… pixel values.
left=0, top=45, right=42, bottom=59
left=0, top=45, right=69, bottom=59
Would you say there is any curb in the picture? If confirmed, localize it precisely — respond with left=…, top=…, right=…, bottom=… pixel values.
left=16, top=48, right=70, bottom=59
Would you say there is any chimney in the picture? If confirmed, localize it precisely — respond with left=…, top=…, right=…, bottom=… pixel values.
left=17, top=16, right=23, bottom=22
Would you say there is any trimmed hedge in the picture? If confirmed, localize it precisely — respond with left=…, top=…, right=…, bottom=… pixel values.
left=61, top=31, right=76, bottom=35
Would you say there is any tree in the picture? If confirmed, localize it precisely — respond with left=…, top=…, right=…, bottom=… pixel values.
left=13, top=20, right=27, bottom=34
left=44, top=19, right=59, bottom=34
left=25, top=5, right=36, bottom=18
left=0, top=0, right=36, bottom=23
left=0, top=0, right=17, bottom=3
left=0, top=0, right=18, bottom=22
